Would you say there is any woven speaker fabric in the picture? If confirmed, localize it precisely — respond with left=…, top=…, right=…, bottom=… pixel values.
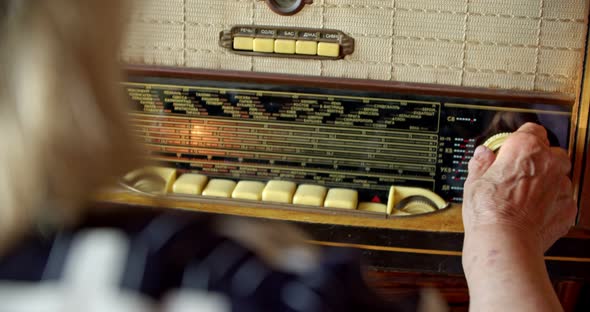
left=122, top=0, right=589, bottom=95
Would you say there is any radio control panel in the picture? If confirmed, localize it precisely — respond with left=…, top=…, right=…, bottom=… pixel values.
left=121, top=73, right=571, bottom=217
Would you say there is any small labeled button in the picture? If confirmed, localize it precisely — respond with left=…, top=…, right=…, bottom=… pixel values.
left=274, top=39, right=296, bottom=54
left=317, top=42, right=340, bottom=57
left=253, top=38, right=275, bottom=53
left=296, top=40, right=317, bottom=55
left=233, top=37, right=254, bottom=51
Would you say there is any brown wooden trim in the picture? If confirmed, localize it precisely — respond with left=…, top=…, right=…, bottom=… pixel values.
left=125, top=65, right=574, bottom=106
left=96, top=189, right=465, bottom=233
left=96, top=190, right=590, bottom=255
left=575, top=30, right=590, bottom=229
left=578, top=136, right=590, bottom=228
left=366, top=271, right=583, bottom=312
left=308, top=239, right=462, bottom=256
left=364, top=270, right=469, bottom=310
left=309, top=240, right=590, bottom=263
left=565, top=228, right=590, bottom=239
left=555, top=281, right=583, bottom=312
left=88, top=201, right=590, bottom=279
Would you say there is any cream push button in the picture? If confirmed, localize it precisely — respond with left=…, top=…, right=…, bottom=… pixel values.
left=324, top=188, right=358, bottom=209
left=233, top=37, right=254, bottom=51
left=317, top=42, right=340, bottom=57
left=253, top=38, right=275, bottom=53
left=172, top=173, right=208, bottom=195
left=358, top=202, right=387, bottom=213
left=274, top=39, right=296, bottom=54
left=295, top=40, right=317, bottom=55
left=293, top=184, right=327, bottom=206
left=232, top=180, right=266, bottom=200
left=262, top=180, right=297, bottom=203
left=202, top=179, right=237, bottom=198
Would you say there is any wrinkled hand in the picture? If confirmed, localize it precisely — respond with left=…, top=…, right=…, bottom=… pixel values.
left=463, top=122, right=576, bottom=252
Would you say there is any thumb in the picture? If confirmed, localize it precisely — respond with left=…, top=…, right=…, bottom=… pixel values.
left=467, top=145, right=496, bottom=181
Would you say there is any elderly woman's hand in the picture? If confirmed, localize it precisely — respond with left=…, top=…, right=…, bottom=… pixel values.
left=461, top=122, right=576, bottom=312
left=463, top=122, right=576, bottom=253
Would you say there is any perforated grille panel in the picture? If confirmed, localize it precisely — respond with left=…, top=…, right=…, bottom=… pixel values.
left=123, top=0, right=589, bottom=95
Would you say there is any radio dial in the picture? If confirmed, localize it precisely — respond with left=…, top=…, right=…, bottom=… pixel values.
left=483, top=132, right=512, bottom=152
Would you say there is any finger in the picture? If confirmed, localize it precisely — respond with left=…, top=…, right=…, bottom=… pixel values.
left=467, top=145, right=496, bottom=181
left=515, top=122, right=550, bottom=146
left=550, top=147, right=571, bottom=175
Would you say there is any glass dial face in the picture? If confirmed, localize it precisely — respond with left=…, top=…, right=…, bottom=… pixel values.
left=272, top=0, right=300, bottom=9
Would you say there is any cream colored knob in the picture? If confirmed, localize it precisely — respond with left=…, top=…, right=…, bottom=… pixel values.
left=400, top=201, right=438, bottom=214
left=123, top=166, right=177, bottom=194
left=483, top=132, right=511, bottom=152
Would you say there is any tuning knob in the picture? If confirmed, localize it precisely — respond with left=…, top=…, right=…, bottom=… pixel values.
left=266, top=0, right=313, bottom=15
left=482, top=132, right=511, bottom=152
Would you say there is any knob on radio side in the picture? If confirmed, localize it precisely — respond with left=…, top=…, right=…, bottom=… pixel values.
left=482, top=132, right=512, bottom=152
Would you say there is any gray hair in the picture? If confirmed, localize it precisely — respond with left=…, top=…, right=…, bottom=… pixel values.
left=0, top=0, right=138, bottom=252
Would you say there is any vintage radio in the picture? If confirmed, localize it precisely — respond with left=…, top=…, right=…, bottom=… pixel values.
left=99, top=0, right=590, bottom=281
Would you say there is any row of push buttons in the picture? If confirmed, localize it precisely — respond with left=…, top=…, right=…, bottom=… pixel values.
left=233, top=37, right=340, bottom=57
left=123, top=167, right=447, bottom=216
left=219, top=26, right=354, bottom=59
